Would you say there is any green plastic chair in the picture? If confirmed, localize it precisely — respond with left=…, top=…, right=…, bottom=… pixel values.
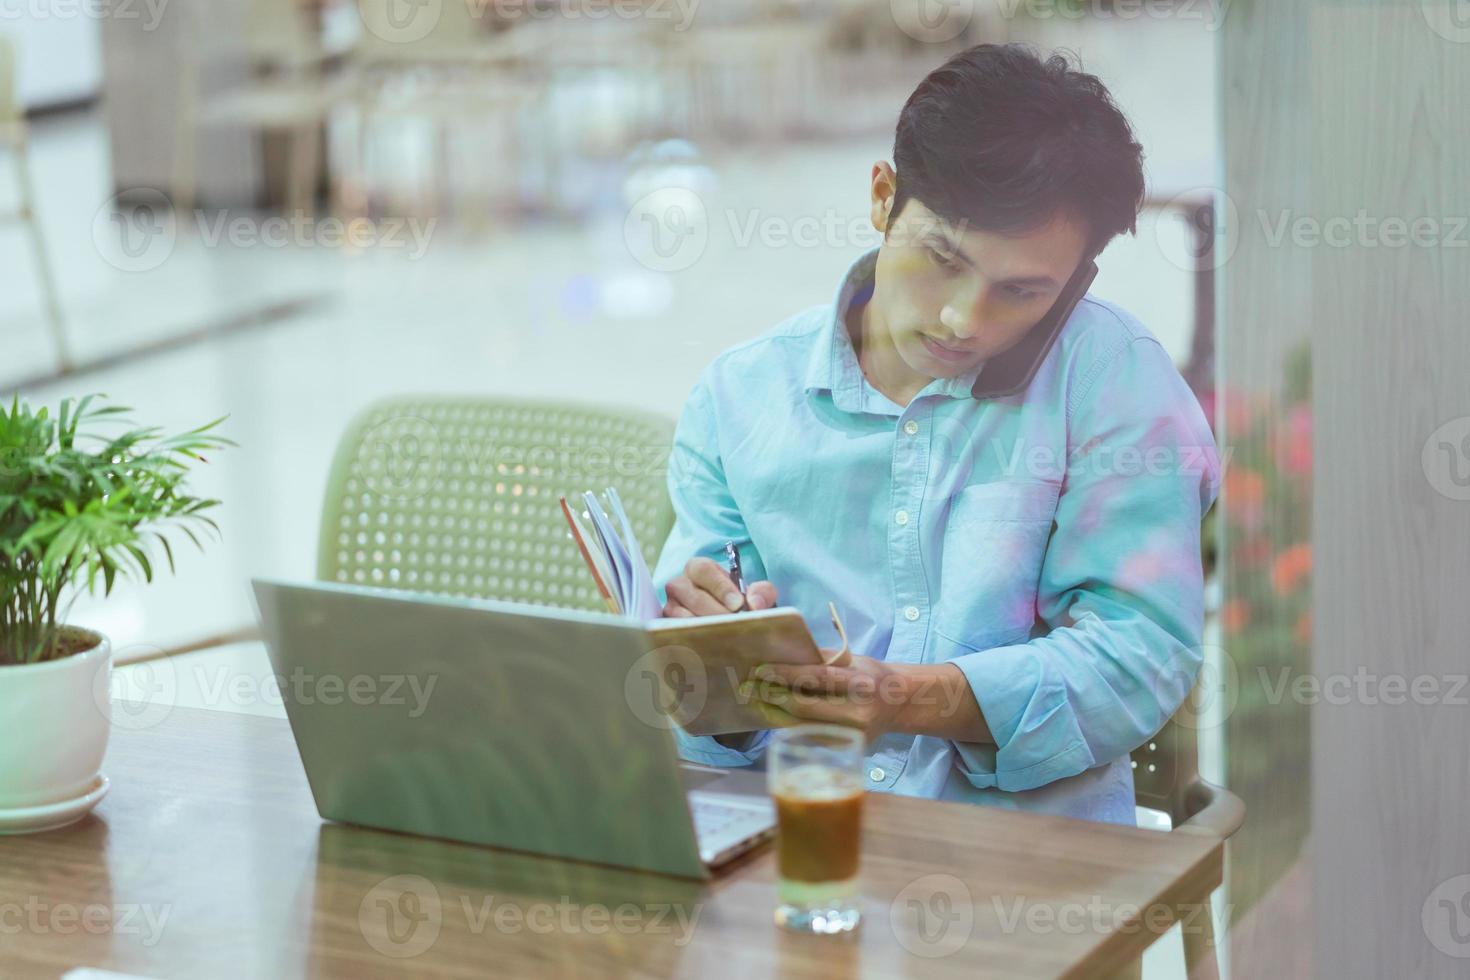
left=318, top=396, right=677, bottom=612
left=1127, top=683, right=1246, bottom=980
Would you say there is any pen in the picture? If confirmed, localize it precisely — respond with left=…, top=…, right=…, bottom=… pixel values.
left=724, top=540, right=750, bottom=612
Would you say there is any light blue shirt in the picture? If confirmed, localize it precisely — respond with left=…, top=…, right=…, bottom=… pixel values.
left=652, top=247, right=1220, bottom=825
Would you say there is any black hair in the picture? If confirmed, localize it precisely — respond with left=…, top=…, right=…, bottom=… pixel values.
left=891, top=44, right=1145, bottom=257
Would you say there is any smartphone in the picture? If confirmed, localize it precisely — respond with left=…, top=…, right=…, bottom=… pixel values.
left=970, top=259, right=1098, bottom=399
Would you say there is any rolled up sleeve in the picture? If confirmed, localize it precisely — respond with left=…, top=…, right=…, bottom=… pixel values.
left=945, top=337, right=1221, bottom=792
left=652, top=374, right=772, bottom=767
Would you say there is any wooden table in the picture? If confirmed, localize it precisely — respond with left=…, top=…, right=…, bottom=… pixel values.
left=1, top=705, right=1223, bottom=979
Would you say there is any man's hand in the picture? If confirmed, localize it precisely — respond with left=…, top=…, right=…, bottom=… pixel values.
left=663, top=556, right=778, bottom=616
left=739, top=657, right=991, bottom=746
left=662, top=556, right=778, bottom=750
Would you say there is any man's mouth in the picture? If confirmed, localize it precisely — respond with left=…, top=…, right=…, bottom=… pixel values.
left=920, top=334, right=974, bottom=363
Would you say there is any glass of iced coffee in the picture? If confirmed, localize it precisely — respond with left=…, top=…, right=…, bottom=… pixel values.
left=768, top=724, right=865, bottom=934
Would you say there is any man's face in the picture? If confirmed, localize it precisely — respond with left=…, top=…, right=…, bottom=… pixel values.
left=868, top=169, right=1091, bottom=383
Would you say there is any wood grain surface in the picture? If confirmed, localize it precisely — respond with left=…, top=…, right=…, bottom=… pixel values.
left=0, top=705, right=1222, bottom=979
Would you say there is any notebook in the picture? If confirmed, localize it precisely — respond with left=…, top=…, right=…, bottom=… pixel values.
left=560, top=488, right=848, bottom=735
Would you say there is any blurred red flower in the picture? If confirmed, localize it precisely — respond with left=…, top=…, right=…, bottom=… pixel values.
left=1272, top=404, right=1313, bottom=478
left=1221, top=598, right=1252, bottom=634
left=1271, top=543, right=1313, bottom=596
left=1294, top=609, right=1312, bottom=645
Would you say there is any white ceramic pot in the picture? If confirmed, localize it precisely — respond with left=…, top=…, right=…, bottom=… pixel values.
left=0, top=629, right=112, bottom=824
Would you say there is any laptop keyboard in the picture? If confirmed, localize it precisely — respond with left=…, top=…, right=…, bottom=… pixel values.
left=690, top=796, right=768, bottom=842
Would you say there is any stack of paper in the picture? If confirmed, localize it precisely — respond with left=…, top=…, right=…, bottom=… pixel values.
left=559, top=487, right=664, bottom=621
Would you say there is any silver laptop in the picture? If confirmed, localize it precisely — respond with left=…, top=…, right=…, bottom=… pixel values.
left=251, top=579, right=776, bottom=880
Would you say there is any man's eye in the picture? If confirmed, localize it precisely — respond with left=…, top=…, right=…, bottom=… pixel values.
left=1003, top=284, right=1040, bottom=301
left=926, top=246, right=959, bottom=270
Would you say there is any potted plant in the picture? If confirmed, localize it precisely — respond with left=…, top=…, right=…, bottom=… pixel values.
left=0, top=395, right=230, bottom=833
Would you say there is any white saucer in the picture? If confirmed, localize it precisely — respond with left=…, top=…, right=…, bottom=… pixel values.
left=0, top=775, right=111, bottom=834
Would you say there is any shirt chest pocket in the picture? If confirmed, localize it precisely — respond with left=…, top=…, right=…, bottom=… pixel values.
left=933, top=480, right=1061, bottom=647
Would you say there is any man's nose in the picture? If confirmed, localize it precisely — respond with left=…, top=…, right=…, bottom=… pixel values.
left=940, top=298, right=982, bottom=340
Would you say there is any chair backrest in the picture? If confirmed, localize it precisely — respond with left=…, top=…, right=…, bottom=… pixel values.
left=318, top=396, right=677, bottom=612
left=243, top=0, right=322, bottom=69
left=0, top=34, right=18, bottom=124
left=1131, top=680, right=1210, bottom=826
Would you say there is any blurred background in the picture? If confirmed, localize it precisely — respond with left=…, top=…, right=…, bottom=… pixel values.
left=10, top=1, right=1468, bottom=978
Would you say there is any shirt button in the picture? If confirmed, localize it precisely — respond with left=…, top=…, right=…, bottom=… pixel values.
left=869, top=767, right=886, bottom=782
left=895, top=510, right=909, bottom=526
left=903, top=605, right=919, bottom=622
left=903, top=420, right=919, bottom=436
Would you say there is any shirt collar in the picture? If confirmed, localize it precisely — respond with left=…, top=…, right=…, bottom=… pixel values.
left=804, top=247, right=989, bottom=410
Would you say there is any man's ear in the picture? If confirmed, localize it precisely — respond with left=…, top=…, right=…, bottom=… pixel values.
left=870, top=161, right=897, bottom=235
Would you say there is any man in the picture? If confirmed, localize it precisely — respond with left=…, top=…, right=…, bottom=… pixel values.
left=651, top=44, right=1220, bottom=825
